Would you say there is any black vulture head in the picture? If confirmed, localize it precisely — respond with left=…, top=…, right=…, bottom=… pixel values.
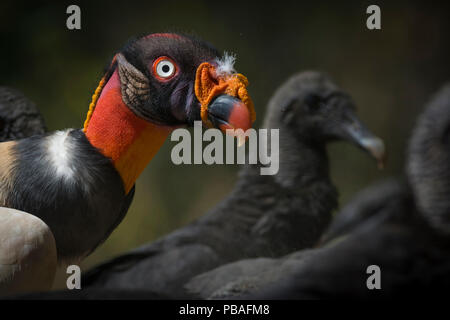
left=0, top=87, right=46, bottom=142
left=266, top=71, right=386, bottom=167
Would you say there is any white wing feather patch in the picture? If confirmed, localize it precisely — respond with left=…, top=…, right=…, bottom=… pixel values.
left=215, top=52, right=237, bottom=77
left=47, top=130, right=75, bottom=179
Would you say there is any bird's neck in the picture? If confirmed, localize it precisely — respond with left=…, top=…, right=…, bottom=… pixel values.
left=83, top=70, right=172, bottom=194
left=407, top=93, right=450, bottom=231
left=276, top=130, right=331, bottom=188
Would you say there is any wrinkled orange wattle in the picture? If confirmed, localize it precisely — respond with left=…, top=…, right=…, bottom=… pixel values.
left=84, top=70, right=171, bottom=194
left=194, top=62, right=256, bottom=129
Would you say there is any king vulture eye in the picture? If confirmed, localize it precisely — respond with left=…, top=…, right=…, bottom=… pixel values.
left=152, top=56, right=178, bottom=81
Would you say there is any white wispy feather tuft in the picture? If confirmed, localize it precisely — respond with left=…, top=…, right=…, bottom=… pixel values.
left=47, top=130, right=75, bottom=179
left=215, top=52, right=237, bottom=76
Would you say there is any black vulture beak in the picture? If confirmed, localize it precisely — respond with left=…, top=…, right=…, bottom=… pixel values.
left=342, top=113, right=386, bottom=169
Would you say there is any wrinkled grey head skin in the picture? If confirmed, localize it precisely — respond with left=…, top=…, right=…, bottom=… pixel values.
left=407, top=83, right=450, bottom=234
left=265, top=71, right=338, bottom=134
left=265, top=71, right=385, bottom=167
left=0, top=87, right=46, bottom=141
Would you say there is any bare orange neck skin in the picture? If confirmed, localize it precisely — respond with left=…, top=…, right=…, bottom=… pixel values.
left=84, top=70, right=172, bottom=194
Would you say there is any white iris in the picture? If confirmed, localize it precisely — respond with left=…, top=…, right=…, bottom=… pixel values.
left=156, top=60, right=175, bottom=78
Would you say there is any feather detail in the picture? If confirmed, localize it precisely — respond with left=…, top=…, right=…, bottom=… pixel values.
left=215, top=52, right=237, bottom=77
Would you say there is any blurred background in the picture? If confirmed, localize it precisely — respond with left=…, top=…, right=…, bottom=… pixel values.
left=0, top=0, right=449, bottom=287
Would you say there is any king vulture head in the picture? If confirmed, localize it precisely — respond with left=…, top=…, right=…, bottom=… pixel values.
left=83, top=33, right=256, bottom=192
left=85, top=33, right=255, bottom=130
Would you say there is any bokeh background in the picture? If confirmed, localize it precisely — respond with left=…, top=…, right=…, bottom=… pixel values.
left=1, top=0, right=449, bottom=287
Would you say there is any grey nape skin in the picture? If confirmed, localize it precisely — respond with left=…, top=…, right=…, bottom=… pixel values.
left=0, top=87, right=46, bottom=141
left=82, top=71, right=384, bottom=298
left=190, top=83, right=450, bottom=300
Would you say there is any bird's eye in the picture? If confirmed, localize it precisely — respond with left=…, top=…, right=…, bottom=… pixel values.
left=304, top=93, right=324, bottom=111
left=152, top=56, right=178, bottom=81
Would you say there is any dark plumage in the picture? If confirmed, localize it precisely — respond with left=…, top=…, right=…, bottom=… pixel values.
left=185, top=179, right=414, bottom=299
left=0, top=87, right=46, bottom=141
left=10, top=289, right=170, bottom=300
left=319, top=178, right=411, bottom=243
left=239, top=83, right=450, bottom=299
left=82, top=71, right=385, bottom=297
left=322, top=85, right=450, bottom=245
left=408, top=84, right=450, bottom=233
left=9, top=130, right=134, bottom=260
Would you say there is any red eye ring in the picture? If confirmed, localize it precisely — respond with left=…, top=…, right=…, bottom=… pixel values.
left=152, top=56, right=178, bottom=82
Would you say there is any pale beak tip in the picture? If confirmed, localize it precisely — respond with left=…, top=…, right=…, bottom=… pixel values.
left=360, top=137, right=387, bottom=169
left=237, top=134, right=246, bottom=147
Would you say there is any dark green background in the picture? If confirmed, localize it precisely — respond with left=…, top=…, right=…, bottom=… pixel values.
left=1, top=0, right=448, bottom=287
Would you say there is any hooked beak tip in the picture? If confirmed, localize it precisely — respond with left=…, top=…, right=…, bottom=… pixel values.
left=360, top=137, right=387, bottom=169
left=207, top=95, right=252, bottom=134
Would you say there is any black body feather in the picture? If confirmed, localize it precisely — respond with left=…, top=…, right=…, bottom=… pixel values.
left=0, top=87, right=46, bottom=141
left=3, top=130, right=132, bottom=262
left=242, top=83, right=450, bottom=299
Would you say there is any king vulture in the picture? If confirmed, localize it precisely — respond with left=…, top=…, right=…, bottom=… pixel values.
left=0, top=33, right=255, bottom=294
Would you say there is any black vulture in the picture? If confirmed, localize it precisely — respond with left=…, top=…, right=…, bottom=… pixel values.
left=82, top=71, right=385, bottom=298
left=190, top=83, right=450, bottom=299
left=185, top=178, right=413, bottom=299
left=322, top=83, right=450, bottom=244
left=0, top=86, right=46, bottom=140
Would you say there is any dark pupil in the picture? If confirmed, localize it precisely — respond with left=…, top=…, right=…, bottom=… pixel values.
left=305, top=93, right=321, bottom=109
left=162, top=65, right=170, bottom=73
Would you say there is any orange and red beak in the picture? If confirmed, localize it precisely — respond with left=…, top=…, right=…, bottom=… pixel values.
left=194, top=62, right=256, bottom=134
left=207, top=95, right=252, bottom=132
